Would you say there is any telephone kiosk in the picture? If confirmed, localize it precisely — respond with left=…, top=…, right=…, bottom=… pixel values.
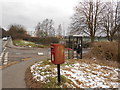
left=68, top=35, right=82, bottom=59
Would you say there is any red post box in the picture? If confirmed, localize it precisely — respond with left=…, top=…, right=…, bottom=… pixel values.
left=51, top=44, right=64, bottom=64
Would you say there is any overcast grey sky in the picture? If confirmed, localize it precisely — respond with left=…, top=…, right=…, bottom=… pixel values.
left=1, top=0, right=79, bottom=35
left=1, top=0, right=118, bottom=34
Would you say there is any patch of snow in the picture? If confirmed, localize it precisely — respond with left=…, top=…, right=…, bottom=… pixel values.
left=65, top=65, right=69, bottom=68
left=38, top=52, right=44, bottom=56
left=29, top=46, right=32, bottom=48
left=61, top=62, right=119, bottom=88
left=44, top=65, right=50, bottom=69
left=30, top=62, right=57, bottom=82
left=30, top=61, right=119, bottom=88
left=115, top=68, right=120, bottom=71
left=73, top=58, right=77, bottom=59
left=93, top=57, right=96, bottom=60
left=24, top=41, right=29, bottom=43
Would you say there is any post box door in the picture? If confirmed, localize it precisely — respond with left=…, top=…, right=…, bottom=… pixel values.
left=54, top=45, right=64, bottom=64
left=51, top=44, right=64, bottom=64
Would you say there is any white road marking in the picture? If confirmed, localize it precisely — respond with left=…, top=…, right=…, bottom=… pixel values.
left=3, top=41, right=8, bottom=48
left=38, top=52, right=44, bottom=56
left=3, top=47, right=7, bottom=52
left=3, top=52, right=9, bottom=65
left=0, top=52, right=4, bottom=58
left=0, top=47, right=7, bottom=62
left=0, top=52, right=4, bottom=62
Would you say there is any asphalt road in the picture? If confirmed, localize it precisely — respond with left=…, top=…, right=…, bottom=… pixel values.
left=0, top=39, right=2, bottom=53
left=2, top=39, right=50, bottom=88
left=6, top=46, right=49, bottom=63
left=2, top=55, right=47, bottom=88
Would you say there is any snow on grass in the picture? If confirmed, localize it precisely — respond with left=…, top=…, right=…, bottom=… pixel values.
left=30, top=61, right=57, bottom=83
left=30, top=60, right=119, bottom=88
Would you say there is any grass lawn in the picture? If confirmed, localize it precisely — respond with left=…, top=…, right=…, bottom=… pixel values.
left=13, top=40, right=44, bottom=48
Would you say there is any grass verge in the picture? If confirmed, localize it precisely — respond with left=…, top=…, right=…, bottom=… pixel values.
left=13, top=40, right=45, bottom=48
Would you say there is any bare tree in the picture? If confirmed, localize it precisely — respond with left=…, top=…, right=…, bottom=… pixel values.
left=35, top=22, right=45, bottom=37
left=69, top=0, right=106, bottom=42
left=35, top=19, right=55, bottom=37
left=8, top=24, right=29, bottom=39
left=117, top=1, right=120, bottom=60
left=102, top=1, right=119, bottom=41
left=57, top=24, right=62, bottom=37
left=48, top=19, right=55, bottom=37
left=42, top=19, right=49, bottom=36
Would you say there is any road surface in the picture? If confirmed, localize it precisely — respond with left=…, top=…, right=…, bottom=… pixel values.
left=2, top=39, right=49, bottom=88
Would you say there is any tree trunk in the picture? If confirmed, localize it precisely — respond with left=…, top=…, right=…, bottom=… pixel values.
left=107, top=36, right=110, bottom=41
left=90, top=35, right=95, bottom=43
left=107, top=32, right=110, bottom=41
left=110, top=35, right=113, bottom=41
left=118, top=25, right=120, bottom=63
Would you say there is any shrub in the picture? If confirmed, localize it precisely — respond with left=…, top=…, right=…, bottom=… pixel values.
left=82, top=41, right=91, bottom=48
left=88, top=41, right=118, bottom=61
left=8, top=24, right=30, bottom=40
left=23, top=37, right=60, bottom=45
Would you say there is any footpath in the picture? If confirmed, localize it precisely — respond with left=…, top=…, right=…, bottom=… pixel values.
left=2, top=56, right=47, bottom=88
